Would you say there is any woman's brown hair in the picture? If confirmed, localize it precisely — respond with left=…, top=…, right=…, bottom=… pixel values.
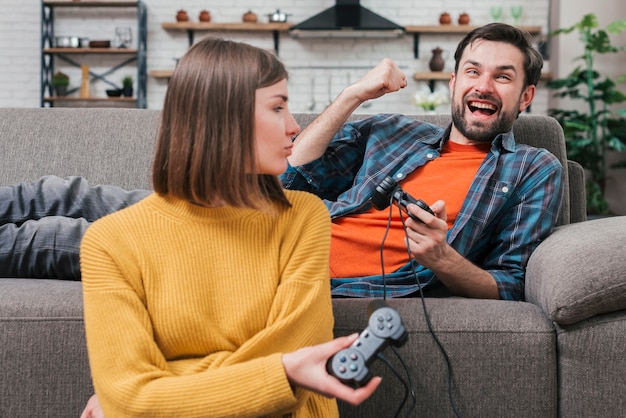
left=152, top=38, right=291, bottom=209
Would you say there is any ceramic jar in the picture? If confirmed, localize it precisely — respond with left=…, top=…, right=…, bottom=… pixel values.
left=439, top=12, right=452, bottom=25
left=242, top=10, right=258, bottom=23
left=176, top=9, right=189, bottom=22
left=458, top=13, right=470, bottom=25
left=429, top=47, right=445, bottom=72
left=199, top=10, right=211, bottom=22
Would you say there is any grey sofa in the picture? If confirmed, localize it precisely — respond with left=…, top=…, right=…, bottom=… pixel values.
left=1, top=107, right=624, bottom=418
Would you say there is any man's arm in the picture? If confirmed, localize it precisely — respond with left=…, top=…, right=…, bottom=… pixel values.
left=404, top=147, right=564, bottom=301
left=404, top=201, right=501, bottom=299
left=288, top=58, right=408, bottom=166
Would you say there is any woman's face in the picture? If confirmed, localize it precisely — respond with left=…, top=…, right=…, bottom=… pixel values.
left=254, top=79, right=300, bottom=176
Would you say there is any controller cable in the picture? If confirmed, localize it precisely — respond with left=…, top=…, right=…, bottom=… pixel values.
left=378, top=196, right=462, bottom=418
left=375, top=195, right=416, bottom=417
left=377, top=350, right=415, bottom=418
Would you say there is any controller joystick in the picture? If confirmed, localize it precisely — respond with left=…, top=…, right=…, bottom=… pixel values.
left=370, top=176, right=434, bottom=222
left=327, top=301, right=408, bottom=388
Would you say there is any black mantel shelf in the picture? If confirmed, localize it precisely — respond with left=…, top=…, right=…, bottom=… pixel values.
left=161, top=22, right=293, bottom=54
left=405, top=25, right=542, bottom=58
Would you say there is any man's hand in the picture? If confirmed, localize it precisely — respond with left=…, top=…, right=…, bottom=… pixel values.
left=404, top=200, right=449, bottom=267
left=404, top=201, right=500, bottom=299
left=282, top=334, right=382, bottom=406
left=344, top=58, right=408, bottom=103
left=289, top=58, right=407, bottom=167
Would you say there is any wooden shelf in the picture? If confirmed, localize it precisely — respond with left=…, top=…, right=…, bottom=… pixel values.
left=44, top=48, right=138, bottom=54
left=413, top=72, right=453, bottom=81
left=161, top=22, right=292, bottom=32
left=43, top=1, right=139, bottom=7
left=43, top=96, right=137, bottom=102
left=405, top=25, right=542, bottom=35
left=149, top=70, right=174, bottom=79
left=404, top=25, right=542, bottom=58
left=413, top=71, right=553, bottom=92
left=413, top=71, right=553, bottom=81
left=161, top=22, right=292, bottom=54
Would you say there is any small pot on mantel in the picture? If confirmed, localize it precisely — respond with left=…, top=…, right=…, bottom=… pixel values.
left=242, top=10, right=258, bottom=23
left=199, top=10, right=211, bottom=22
left=458, top=12, right=470, bottom=25
left=439, top=12, right=452, bottom=25
left=176, top=9, right=189, bottom=22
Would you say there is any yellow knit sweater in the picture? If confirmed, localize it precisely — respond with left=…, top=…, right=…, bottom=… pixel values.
left=81, top=190, right=337, bottom=417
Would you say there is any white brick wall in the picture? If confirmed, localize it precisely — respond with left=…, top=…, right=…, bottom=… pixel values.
left=1, top=0, right=552, bottom=114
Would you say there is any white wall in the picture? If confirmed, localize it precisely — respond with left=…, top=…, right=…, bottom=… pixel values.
left=0, top=0, right=577, bottom=115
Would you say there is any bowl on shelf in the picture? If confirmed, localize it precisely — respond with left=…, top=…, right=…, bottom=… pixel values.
left=89, top=40, right=111, bottom=48
left=106, top=89, right=123, bottom=97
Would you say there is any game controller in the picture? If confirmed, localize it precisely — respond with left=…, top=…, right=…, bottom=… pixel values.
left=370, top=175, right=434, bottom=222
left=327, top=300, right=408, bottom=388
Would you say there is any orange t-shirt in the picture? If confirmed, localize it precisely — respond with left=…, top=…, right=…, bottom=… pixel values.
left=329, top=140, right=491, bottom=278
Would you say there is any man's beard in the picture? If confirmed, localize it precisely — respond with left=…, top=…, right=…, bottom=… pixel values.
left=451, top=94, right=519, bottom=143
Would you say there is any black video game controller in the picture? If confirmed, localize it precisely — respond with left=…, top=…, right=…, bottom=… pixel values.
left=327, top=301, right=408, bottom=388
left=370, top=176, right=434, bottom=222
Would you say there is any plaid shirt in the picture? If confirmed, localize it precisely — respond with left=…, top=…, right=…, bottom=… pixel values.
left=280, top=114, right=564, bottom=300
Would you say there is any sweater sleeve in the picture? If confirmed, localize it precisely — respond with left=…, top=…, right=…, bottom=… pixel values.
left=224, top=191, right=335, bottom=378
left=80, top=192, right=335, bottom=418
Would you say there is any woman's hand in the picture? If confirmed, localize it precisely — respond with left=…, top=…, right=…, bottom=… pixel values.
left=80, top=394, right=104, bottom=418
left=282, top=334, right=382, bottom=406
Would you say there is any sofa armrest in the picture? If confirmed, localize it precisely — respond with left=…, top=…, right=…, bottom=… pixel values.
left=525, top=216, right=626, bottom=325
left=567, top=160, right=587, bottom=223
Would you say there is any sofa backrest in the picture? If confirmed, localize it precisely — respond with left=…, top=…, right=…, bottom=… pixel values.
left=0, top=108, right=572, bottom=224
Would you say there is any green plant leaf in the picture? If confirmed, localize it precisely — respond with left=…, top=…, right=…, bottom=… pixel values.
left=548, top=13, right=626, bottom=215
left=606, top=19, right=626, bottom=34
left=607, top=137, right=626, bottom=151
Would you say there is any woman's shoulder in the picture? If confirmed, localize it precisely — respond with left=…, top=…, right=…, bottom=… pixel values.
left=282, top=189, right=329, bottom=220
left=284, top=189, right=326, bottom=209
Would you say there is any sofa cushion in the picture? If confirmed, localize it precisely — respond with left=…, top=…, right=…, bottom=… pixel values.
left=526, top=216, right=626, bottom=324
left=333, top=298, right=557, bottom=418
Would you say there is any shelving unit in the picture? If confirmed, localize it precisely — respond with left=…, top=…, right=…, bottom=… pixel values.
left=161, top=22, right=292, bottom=53
left=150, top=22, right=292, bottom=80
left=405, top=25, right=542, bottom=58
left=41, top=0, right=147, bottom=108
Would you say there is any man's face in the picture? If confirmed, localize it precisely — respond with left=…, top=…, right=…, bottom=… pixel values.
left=449, top=40, right=535, bottom=144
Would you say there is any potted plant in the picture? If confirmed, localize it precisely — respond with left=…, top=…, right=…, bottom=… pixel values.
left=122, top=75, right=133, bottom=97
left=50, top=71, right=70, bottom=96
left=546, top=14, right=626, bottom=214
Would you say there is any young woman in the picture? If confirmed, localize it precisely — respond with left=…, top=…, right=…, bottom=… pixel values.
left=80, top=38, right=380, bottom=418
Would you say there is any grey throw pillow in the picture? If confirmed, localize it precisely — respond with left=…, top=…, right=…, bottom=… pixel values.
left=525, top=216, right=626, bottom=325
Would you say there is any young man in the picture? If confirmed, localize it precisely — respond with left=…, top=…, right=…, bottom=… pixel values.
left=0, top=24, right=562, bottom=302
left=281, top=23, right=563, bottom=301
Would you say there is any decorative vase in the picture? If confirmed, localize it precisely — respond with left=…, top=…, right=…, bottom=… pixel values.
left=199, top=10, right=211, bottom=22
left=242, top=10, right=258, bottom=23
left=458, top=13, right=470, bottom=25
left=80, top=65, right=90, bottom=98
left=429, top=47, right=445, bottom=72
left=123, top=85, right=133, bottom=97
left=176, top=9, right=189, bottom=22
left=53, top=85, right=67, bottom=97
left=439, top=12, right=451, bottom=25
